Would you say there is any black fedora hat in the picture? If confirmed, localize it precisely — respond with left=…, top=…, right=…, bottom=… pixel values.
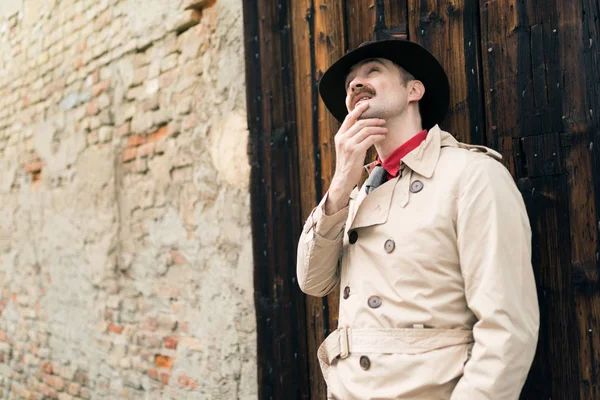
left=318, top=39, right=450, bottom=130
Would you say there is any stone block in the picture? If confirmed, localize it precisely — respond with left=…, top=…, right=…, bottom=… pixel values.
left=152, top=109, right=171, bottom=127
left=182, top=0, right=214, bottom=11
left=132, top=66, right=148, bottom=87
left=98, top=126, right=112, bottom=143
left=167, top=10, right=202, bottom=34
left=160, top=54, right=178, bottom=73
left=97, top=93, right=110, bottom=109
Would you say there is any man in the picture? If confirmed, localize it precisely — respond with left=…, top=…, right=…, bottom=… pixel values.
left=296, top=39, right=539, bottom=399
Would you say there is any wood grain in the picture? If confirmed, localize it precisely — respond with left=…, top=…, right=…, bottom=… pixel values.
left=409, top=0, right=485, bottom=145
left=291, top=2, right=327, bottom=396
left=243, top=0, right=310, bottom=398
left=246, top=0, right=600, bottom=398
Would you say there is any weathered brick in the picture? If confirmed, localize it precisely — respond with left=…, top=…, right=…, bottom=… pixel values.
left=171, top=166, right=193, bottom=182
left=86, top=101, right=99, bottom=116
left=132, top=66, right=148, bottom=87
left=178, top=374, right=198, bottom=389
left=159, top=69, right=177, bottom=89
left=140, top=94, right=159, bottom=112
left=67, top=382, right=80, bottom=396
left=24, top=161, right=43, bottom=173
left=122, top=147, right=137, bottom=162
left=97, top=93, right=111, bottom=110
left=128, top=135, right=146, bottom=147
left=167, top=9, right=202, bottom=34
left=148, top=125, right=168, bottom=143
left=116, top=122, right=131, bottom=137
left=42, top=362, right=53, bottom=374
left=182, top=0, right=216, bottom=10
left=160, top=372, right=170, bottom=385
left=92, top=80, right=110, bottom=97
left=147, top=368, right=159, bottom=380
left=99, top=126, right=112, bottom=143
left=109, top=323, right=124, bottom=334
left=164, top=336, right=179, bottom=350
left=138, top=142, right=155, bottom=157
left=182, top=114, right=196, bottom=131
left=160, top=54, right=178, bottom=73
left=154, top=354, right=172, bottom=369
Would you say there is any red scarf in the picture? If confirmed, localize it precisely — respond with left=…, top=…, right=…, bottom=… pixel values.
left=376, top=129, right=428, bottom=180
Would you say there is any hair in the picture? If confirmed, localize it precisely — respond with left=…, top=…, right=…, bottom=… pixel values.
left=395, top=64, right=416, bottom=86
left=394, top=63, right=422, bottom=119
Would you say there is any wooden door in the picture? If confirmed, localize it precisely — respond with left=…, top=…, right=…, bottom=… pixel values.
left=243, top=0, right=600, bottom=398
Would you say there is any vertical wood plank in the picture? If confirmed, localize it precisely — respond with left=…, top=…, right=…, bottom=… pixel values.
left=291, top=2, right=328, bottom=398
left=581, top=0, right=600, bottom=396
left=560, top=3, right=600, bottom=396
left=385, top=0, right=407, bottom=29
left=478, top=0, right=520, bottom=174
left=313, top=0, right=346, bottom=347
left=344, top=0, right=377, bottom=49
left=518, top=176, right=579, bottom=400
left=243, top=0, right=310, bottom=398
left=408, top=0, right=485, bottom=146
left=479, top=0, right=600, bottom=398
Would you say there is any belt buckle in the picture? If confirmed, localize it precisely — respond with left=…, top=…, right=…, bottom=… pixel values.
left=338, top=326, right=349, bottom=359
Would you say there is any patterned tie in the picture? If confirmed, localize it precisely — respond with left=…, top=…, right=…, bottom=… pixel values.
left=364, top=165, right=387, bottom=194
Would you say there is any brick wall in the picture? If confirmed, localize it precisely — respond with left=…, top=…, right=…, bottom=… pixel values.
left=0, top=0, right=256, bottom=398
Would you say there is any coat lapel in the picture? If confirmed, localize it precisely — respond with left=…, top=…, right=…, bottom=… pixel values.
left=349, top=177, right=399, bottom=230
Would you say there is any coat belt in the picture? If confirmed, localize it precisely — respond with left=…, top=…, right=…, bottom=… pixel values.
left=318, top=326, right=474, bottom=367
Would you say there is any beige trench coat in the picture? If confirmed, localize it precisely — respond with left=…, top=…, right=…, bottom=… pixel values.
left=297, top=125, right=539, bottom=399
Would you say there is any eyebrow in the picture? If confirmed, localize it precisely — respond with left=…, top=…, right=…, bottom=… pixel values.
left=345, top=59, right=387, bottom=88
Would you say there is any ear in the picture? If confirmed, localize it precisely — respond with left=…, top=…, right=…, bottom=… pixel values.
left=408, top=80, right=425, bottom=102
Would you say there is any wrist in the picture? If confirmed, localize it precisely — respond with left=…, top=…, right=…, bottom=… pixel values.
left=325, top=181, right=352, bottom=215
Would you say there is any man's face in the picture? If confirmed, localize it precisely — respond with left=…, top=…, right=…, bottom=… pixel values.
left=344, top=58, right=410, bottom=120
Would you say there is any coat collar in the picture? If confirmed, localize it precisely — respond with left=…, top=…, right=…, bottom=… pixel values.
left=364, top=124, right=458, bottom=178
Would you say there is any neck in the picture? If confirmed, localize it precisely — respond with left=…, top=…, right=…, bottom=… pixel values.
left=374, top=108, right=423, bottom=160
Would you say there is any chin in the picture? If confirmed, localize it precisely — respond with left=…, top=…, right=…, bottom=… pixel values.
left=357, top=107, right=380, bottom=120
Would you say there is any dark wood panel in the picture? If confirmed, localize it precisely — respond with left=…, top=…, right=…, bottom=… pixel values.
left=344, top=0, right=377, bottom=50
left=514, top=133, right=563, bottom=178
left=313, top=0, right=346, bottom=360
left=565, top=131, right=600, bottom=400
left=243, top=0, right=310, bottom=398
left=581, top=0, right=600, bottom=396
left=290, top=2, right=327, bottom=397
left=409, top=0, right=485, bottom=145
left=478, top=0, right=520, bottom=175
left=518, top=175, right=579, bottom=400
left=384, top=0, right=407, bottom=30
left=246, top=0, right=600, bottom=398
left=543, top=1, right=599, bottom=398
left=480, top=0, right=600, bottom=397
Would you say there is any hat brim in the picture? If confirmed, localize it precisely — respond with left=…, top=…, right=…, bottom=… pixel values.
left=318, top=40, right=450, bottom=130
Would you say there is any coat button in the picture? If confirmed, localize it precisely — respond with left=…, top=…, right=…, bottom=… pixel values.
left=348, top=230, right=358, bottom=244
left=384, top=239, right=395, bottom=253
left=410, top=180, right=424, bottom=193
left=343, top=286, right=350, bottom=299
left=368, top=295, right=382, bottom=308
left=359, top=355, right=371, bottom=370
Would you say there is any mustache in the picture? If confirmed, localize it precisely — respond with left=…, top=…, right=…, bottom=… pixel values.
left=351, top=86, right=376, bottom=103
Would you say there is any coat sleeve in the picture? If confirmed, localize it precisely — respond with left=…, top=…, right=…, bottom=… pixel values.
left=450, top=157, right=540, bottom=400
left=296, top=192, right=349, bottom=297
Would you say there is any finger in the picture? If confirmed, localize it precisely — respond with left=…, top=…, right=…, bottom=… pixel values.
left=351, top=125, right=388, bottom=144
left=356, top=133, right=386, bottom=153
left=340, top=101, right=370, bottom=131
left=343, top=119, right=387, bottom=139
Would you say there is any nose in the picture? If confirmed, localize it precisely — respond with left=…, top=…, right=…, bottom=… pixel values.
left=349, top=80, right=364, bottom=92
